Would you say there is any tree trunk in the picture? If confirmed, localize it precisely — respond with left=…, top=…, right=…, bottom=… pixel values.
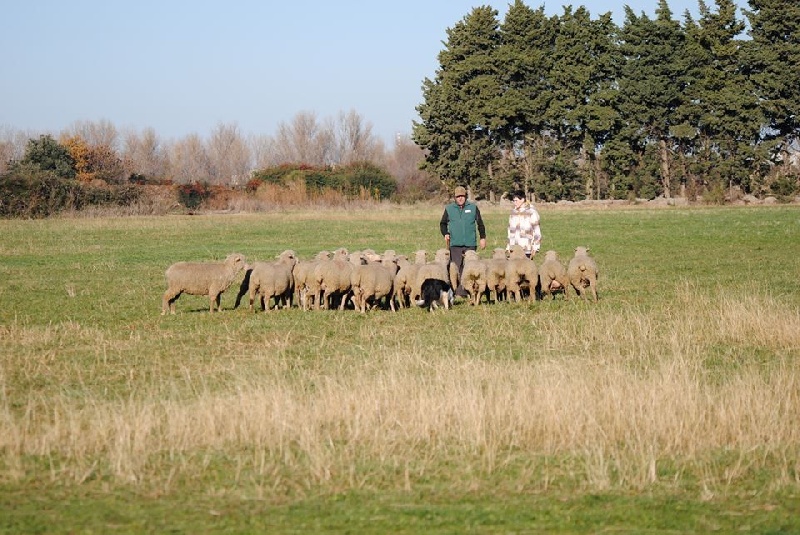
left=659, top=138, right=671, bottom=198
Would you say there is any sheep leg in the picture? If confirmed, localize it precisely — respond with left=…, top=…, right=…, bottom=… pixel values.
left=162, top=290, right=181, bottom=315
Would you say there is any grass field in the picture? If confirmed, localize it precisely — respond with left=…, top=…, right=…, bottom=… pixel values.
left=1, top=204, right=799, bottom=533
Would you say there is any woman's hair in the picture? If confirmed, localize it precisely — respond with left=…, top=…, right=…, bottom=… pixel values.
left=512, top=190, right=526, bottom=200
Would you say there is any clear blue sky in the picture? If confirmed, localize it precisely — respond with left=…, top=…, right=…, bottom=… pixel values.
left=1, top=0, right=710, bottom=145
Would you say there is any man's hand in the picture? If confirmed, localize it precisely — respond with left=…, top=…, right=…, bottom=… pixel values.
left=444, top=234, right=451, bottom=245
left=479, top=238, right=486, bottom=250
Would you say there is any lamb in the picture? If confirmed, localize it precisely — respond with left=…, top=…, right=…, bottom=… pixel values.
left=247, top=250, right=298, bottom=311
left=505, top=245, right=539, bottom=302
left=392, top=253, right=423, bottom=309
left=539, top=250, right=570, bottom=300
left=162, top=253, right=247, bottom=314
left=567, top=246, right=599, bottom=302
left=459, top=249, right=488, bottom=306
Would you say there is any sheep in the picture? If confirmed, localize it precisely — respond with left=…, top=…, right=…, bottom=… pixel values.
left=567, top=246, right=599, bottom=302
left=350, top=261, right=396, bottom=313
left=459, top=249, right=488, bottom=306
left=505, top=245, right=539, bottom=302
left=412, top=248, right=454, bottom=304
left=313, top=249, right=363, bottom=310
left=162, top=253, right=247, bottom=314
left=293, top=250, right=330, bottom=311
left=484, top=255, right=508, bottom=303
left=539, top=250, right=570, bottom=300
left=247, top=250, right=298, bottom=311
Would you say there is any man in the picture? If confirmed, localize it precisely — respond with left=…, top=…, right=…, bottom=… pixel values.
left=439, top=185, right=486, bottom=297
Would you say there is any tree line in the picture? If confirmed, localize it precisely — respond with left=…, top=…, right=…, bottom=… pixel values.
left=413, top=0, right=800, bottom=202
left=0, top=112, right=441, bottom=216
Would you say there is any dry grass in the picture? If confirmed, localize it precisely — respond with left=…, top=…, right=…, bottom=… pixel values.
left=2, top=283, right=798, bottom=495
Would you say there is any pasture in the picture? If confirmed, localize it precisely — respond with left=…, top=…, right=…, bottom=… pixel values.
left=1, top=204, right=799, bottom=533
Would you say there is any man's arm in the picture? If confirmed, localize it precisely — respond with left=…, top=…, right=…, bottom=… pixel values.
left=475, top=207, right=487, bottom=250
left=475, top=207, right=486, bottom=239
left=439, top=209, right=450, bottom=236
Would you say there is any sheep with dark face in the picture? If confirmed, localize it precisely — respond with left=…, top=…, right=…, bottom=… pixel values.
left=539, top=250, right=569, bottom=300
left=162, top=253, right=247, bottom=314
left=567, top=246, right=599, bottom=302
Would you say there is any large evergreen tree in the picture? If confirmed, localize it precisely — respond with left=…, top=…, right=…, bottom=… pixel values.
left=743, top=0, right=800, bottom=155
left=616, top=0, right=687, bottom=198
left=680, top=0, right=760, bottom=196
left=494, top=1, right=557, bottom=197
left=413, top=6, right=502, bottom=198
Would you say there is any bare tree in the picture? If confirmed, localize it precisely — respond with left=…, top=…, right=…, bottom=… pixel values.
left=332, top=109, right=385, bottom=165
left=249, top=133, right=279, bottom=170
left=62, top=119, right=119, bottom=150
left=167, top=134, right=211, bottom=184
left=0, top=126, right=34, bottom=174
left=272, top=111, right=335, bottom=166
left=386, top=135, right=440, bottom=199
left=122, top=127, right=168, bottom=180
left=206, top=122, right=251, bottom=186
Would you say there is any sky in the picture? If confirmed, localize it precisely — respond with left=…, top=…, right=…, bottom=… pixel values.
left=1, top=0, right=710, bottom=146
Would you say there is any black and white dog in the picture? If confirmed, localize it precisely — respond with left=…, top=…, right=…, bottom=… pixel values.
left=415, top=278, right=454, bottom=311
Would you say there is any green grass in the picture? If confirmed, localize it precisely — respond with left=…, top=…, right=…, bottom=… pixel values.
left=1, top=204, right=799, bottom=533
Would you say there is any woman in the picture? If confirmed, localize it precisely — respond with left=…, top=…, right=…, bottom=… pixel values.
left=507, top=190, right=541, bottom=258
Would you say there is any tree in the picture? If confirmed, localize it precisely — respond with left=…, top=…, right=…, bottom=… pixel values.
left=206, top=122, right=251, bottom=186
left=168, top=134, right=211, bottom=184
left=332, top=109, right=385, bottom=165
left=414, top=6, right=502, bottom=198
left=385, top=135, right=440, bottom=201
left=16, top=135, right=76, bottom=179
left=743, top=0, right=800, bottom=160
left=495, top=1, right=557, bottom=197
left=616, top=0, right=687, bottom=198
left=545, top=6, right=620, bottom=199
left=270, top=111, right=335, bottom=167
left=122, top=127, right=168, bottom=182
left=679, top=0, right=760, bottom=195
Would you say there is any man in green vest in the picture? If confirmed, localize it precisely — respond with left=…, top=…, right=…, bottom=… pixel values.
left=439, top=185, right=487, bottom=298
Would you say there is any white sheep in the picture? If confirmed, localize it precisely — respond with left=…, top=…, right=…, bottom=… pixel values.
left=412, top=248, right=453, bottom=304
left=247, top=250, right=298, bottom=311
left=350, top=262, right=396, bottom=313
left=505, top=245, right=539, bottom=302
left=484, top=256, right=508, bottom=303
left=162, top=253, right=247, bottom=314
left=539, top=250, right=569, bottom=300
left=293, top=250, right=331, bottom=310
left=459, top=250, right=488, bottom=306
left=313, top=249, right=363, bottom=310
left=567, top=246, right=599, bottom=302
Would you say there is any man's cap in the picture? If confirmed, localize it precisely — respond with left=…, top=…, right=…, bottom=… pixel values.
left=454, top=186, right=467, bottom=197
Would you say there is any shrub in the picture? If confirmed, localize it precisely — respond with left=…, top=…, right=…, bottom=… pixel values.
left=176, top=183, right=211, bottom=210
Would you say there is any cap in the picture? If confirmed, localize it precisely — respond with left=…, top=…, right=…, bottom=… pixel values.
left=454, top=186, right=467, bottom=197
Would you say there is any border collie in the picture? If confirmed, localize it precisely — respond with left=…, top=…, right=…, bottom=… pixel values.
left=415, top=278, right=454, bottom=311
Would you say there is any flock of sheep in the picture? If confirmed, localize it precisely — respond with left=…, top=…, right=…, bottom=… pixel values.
left=160, top=245, right=599, bottom=315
